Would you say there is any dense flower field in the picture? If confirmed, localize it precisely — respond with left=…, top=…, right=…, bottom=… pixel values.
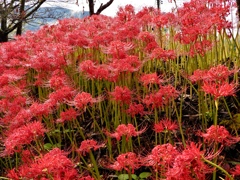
left=0, top=0, right=240, bottom=179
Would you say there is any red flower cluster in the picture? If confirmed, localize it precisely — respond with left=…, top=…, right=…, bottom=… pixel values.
left=150, top=47, right=176, bottom=61
left=189, top=65, right=238, bottom=99
left=202, top=81, right=236, bottom=100
left=107, top=152, right=141, bottom=173
left=109, top=86, right=132, bottom=105
left=189, top=65, right=234, bottom=83
left=2, top=121, right=46, bottom=156
left=143, top=85, right=179, bottom=109
left=144, top=143, right=179, bottom=172
left=200, top=125, right=240, bottom=146
left=126, top=103, right=146, bottom=117
left=7, top=148, right=78, bottom=180
left=105, top=124, right=146, bottom=141
left=57, top=108, right=78, bottom=123
left=165, top=142, right=213, bottom=180
left=77, top=139, right=105, bottom=156
left=139, top=72, right=163, bottom=86
left=154, top=118, right=178, bottom=133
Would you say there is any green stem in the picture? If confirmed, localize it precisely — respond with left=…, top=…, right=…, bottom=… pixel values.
left=202, top=156, right=234, bottom=180
left=89, top=150, right=101, bottom=179
left=173, top=100, right=186, bottom=148
left=214, top=99, right=219, bottom=126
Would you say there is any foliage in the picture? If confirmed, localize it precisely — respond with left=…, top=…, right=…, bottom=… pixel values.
left=0, top=0, right=239, bottom=179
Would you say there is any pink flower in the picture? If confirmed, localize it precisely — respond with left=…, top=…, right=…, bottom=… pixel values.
left=105, top=124, right=146, bottom=141
left=107, top=152, right=141, bottom=173
left=154, top=119, right=178, bottom=133
left=77, top=139, right=105, bottom=156
left=200, top=125, right=240, bottom=146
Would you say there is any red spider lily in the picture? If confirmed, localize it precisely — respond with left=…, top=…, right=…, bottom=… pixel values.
left=175, top=0, right=231, bottom=45
left=206, top=64, right=235, bottom=82
left=0, top=75, right=9, bottom=86
left=79, top=175, right=95, bottom=180
left=189, top=65, right=235, bottom=83
left=29, top=102, right=53, bottom=117
left=116, top=20, right=141, bottom=41
left=189, top=69, right=209, bottom=83
left=154, top=119, right=178, bottom=133
left=189, top=40, right=213, bottom=57
left=139, top=72, right=164, bottom=86
left=48, top=70, right=69, bottom=90
left=202, top=81, right=236, bottom=100
left=0, top=67, right=27, bottom=83
left=0, top=96, right=27, bottom=125
left=72, top=92, right=101, bottom=110
left=166, top=142, right=213, bottom=180
left=143, top=85, right=179, bottom=109
left=0, top=85, right=24, bottom=99
left=79, top=60, right=107, bottom=79
left=7, top=148, right=78, bottom=179
left=79, top=60, right=118, bottom=81
left=29, top=45, right=68, bottom=72
left=116, top=4, right=135, bottom=22
left=109, top=86, right=132, bottom=105
left=2, top=121, right=46, bottom=156
left=137, top=31, right=156, bottom=44
left=144, top=143, right=180, bottom=173
left=144, top=41, right=159, bottom=53
left=231, top=165, right=240, bottom=176
left=102, top=40, right=134, bottom=59
left=126, top=103, right=146, bottom=117
left=105, top=124, right=146, bottom=141
left=150, top=47, right=177, bottom=61
left=77, top=139, right=105, bottom=156
left=48, top=86, right=75, bottom=105
left=9, top=108, right=33, bottom=130
left=56, top=108, right=78, bottom=123
left=108, top=55, right=142, bottom=73
left=200, top=125, right=240, bottom=146
left=107, top=152, right=141, bottom=173
left=153, top=12, right=176, bottom=28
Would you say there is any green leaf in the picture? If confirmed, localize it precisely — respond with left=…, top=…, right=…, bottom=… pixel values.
left=118, top=174, right=138, bottom=180
left=118, top=174, right=129, bottom=180
left=131, top=174, right=138, bottom=179
left=139, top=172, right=152, bottom=179
left=44, top=143, right=53, bottom=150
